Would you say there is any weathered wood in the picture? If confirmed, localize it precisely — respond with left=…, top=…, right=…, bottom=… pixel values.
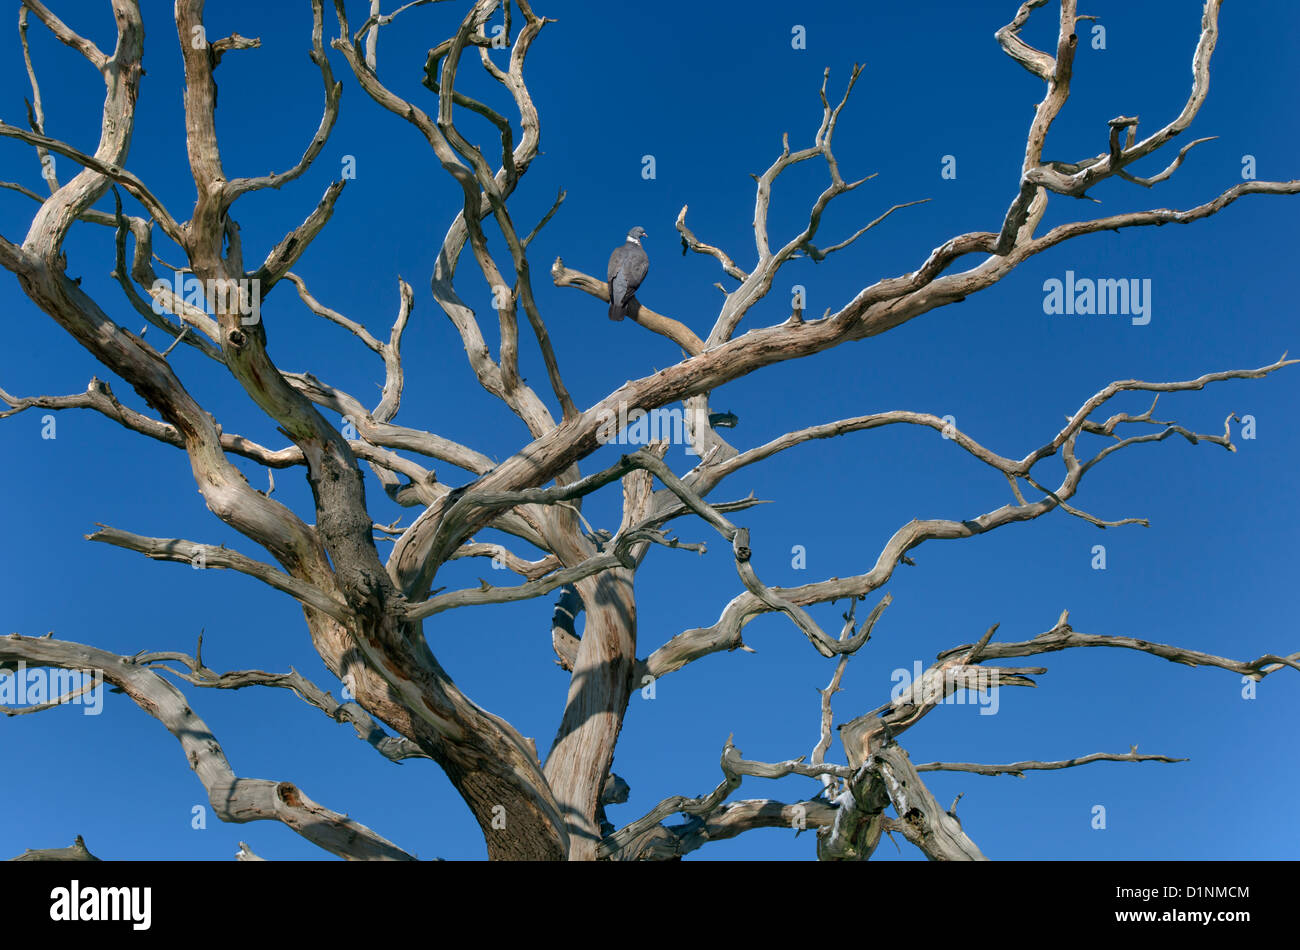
left=0, top=0, right=1295, bottom=862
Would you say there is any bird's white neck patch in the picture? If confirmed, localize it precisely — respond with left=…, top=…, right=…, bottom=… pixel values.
left=626, top=235, right=641, bottom=244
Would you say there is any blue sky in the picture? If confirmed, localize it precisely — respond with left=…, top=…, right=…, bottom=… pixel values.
left=1, top=0, right=1297, bottom=860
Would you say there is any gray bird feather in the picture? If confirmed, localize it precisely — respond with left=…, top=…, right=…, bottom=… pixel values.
left=607, top=226, right=649, bottom=321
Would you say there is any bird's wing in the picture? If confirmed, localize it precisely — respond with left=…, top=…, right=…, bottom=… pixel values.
left=625, top=247, right=649, bottom=289
left=607, top=245, right=626, bottom=282
left=609, top=269, right=628, bottom=304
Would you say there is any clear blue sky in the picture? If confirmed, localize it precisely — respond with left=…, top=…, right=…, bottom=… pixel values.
left=2, top=0, right=1297, bottom=860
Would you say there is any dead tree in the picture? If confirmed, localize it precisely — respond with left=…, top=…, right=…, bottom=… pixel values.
left=1, top=0, right=1296, bottom=861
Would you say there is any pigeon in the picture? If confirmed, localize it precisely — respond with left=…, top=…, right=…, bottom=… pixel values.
left=606, top=226, right=649, bottom=321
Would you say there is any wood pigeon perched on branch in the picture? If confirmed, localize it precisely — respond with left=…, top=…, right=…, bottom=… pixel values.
left=607, top=226, right=649, bottom=321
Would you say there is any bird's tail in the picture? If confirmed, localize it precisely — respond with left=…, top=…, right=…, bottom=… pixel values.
left=608, top=299, right=624, bottom=321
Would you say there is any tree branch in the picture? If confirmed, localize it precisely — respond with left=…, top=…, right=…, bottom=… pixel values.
left=915, top=746, right=1188, bottom=778
left=86, top=525, right=352, bottom=623
left=1, top=634, right=415, bottom=860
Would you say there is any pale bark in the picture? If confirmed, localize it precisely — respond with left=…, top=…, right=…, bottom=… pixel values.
left=1, top=0, right=1296, bottom=861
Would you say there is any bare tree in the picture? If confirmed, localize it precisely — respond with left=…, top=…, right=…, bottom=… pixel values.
left=2, top=0, right=1296, bottom=861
